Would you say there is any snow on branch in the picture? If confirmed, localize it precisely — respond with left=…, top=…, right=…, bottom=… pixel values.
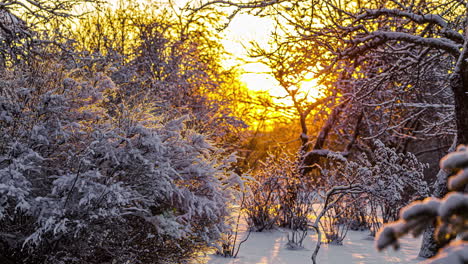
left=192, top=0, right=284, bottom=12
left=440, top=145, right=468, bottom=170
left=394, top=103, right=454, bottom=109
left=341, top=37, right=387, bottom=58
left=1, top=0, right=97, bottom=20
left=376, top=193, right=468, bottom=251
left=356, top=8, right=463, bottom=43
left=302, top=149, right=349, bottom=162
left=348, top=31, right=461, bottom=57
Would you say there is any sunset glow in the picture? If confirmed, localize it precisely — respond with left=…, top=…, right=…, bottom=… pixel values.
left=222, top=13, right=324, bottom=104
left=221, top=14, right=281, bottom=93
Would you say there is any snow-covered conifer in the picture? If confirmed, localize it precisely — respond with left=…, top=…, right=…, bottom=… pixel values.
left=376, top=145, right=468, bottom=264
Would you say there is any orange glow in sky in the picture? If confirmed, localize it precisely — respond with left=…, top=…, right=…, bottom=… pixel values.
left=106, top=0, right=323, bottom=103
left=221, top=13, right=324, bottom=104
left=220, top=14, right=283, bottom=94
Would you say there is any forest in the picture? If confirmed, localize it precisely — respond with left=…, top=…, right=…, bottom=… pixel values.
left=0, top=0, right=467, bottom=263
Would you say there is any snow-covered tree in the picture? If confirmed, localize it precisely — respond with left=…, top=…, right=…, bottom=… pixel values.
left=0, top=62, right=242, bottom=263
left=376, top=145, right=468, bottom=264
left=71, top=1, right=248, bottom=148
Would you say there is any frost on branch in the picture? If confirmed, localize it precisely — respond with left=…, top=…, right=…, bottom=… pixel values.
left=376, top=145, right=468, bottom=263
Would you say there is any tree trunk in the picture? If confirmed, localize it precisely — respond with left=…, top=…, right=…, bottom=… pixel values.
left=418, top=168, right=449, bottom=258
left=418, top=224, right=441, bottom=258
left=452, top=67, right=468, bottom=145
left=418, top=137, right=457, bottom=257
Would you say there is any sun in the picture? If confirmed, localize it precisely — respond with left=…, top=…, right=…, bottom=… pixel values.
left=108, top=0, right=325, bottom=105
left=220, top=14, right=283, bottom=94
left=298, top=72, right=326, bottom=102
left=221, top=13, right=325, bottom=105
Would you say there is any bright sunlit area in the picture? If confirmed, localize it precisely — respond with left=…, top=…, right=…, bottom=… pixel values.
left=221, top=14, right=282, bottom=92
left=1, top=1, right=465, bottom=264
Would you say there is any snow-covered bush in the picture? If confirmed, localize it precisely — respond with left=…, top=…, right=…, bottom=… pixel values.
left=362, top=140, right=430, bottom=224
left=244, top=171, right=280, bottom=231
left=320, top=156, right=367, bottom=243
left=0, top=64, right=241, bottom=263
left=318, top=200, right=353, bottom=245
left=322, top=141, right=429, bottom=237
left=245, top=151, right=314, bottom=233
left=376, top=145, right=468, bottom=264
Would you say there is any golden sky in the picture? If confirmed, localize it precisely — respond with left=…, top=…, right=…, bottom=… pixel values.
left=103, top=0, right=323, bottom=103
left=219, top=14, right=284, bottom=95
left=219, top=10, right=324, bottom=102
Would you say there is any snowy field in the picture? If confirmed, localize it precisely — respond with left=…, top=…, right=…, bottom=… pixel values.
left=206, top=228, right=423, bottom=264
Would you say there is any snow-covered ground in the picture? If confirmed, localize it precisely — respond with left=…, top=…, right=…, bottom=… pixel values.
left=206, top=228, right=424, bottom=264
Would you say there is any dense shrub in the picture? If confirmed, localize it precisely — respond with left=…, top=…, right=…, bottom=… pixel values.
left=321, top=140, right=429, bottom=238
left=245, top=151, right=314, bottom=235
left=0, top=64, right=241, bottom=263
